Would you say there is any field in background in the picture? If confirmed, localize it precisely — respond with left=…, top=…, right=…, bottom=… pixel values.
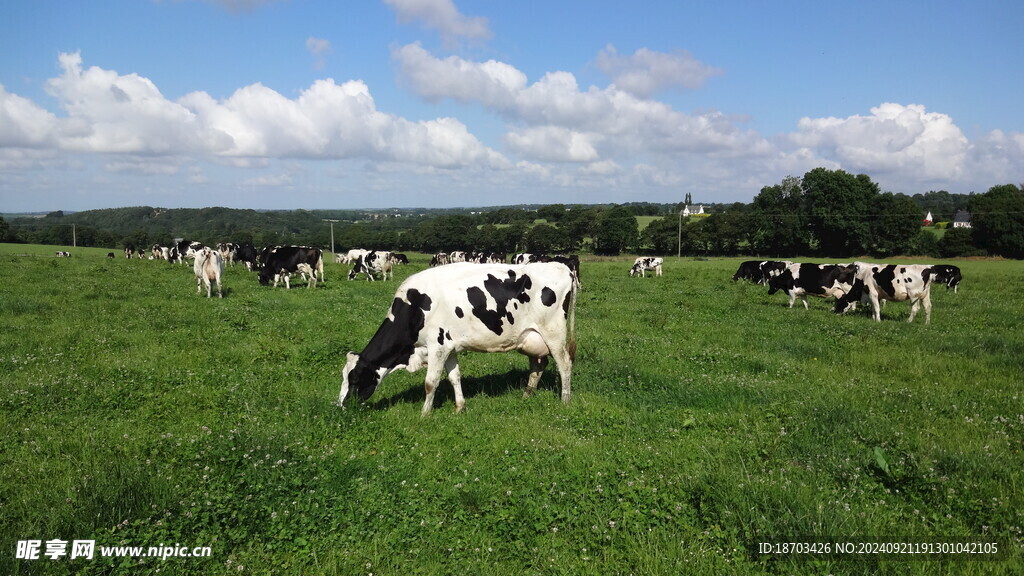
left=1, top=245, right=1021, bottom=575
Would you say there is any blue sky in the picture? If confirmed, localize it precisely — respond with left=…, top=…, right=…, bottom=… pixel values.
left=1, top=0, right=1021, bottom=212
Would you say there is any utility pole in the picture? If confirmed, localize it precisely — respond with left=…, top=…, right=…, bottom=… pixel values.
left=677, top=209, right=683, bottom=258
left=72, top=224, right=76, bottom=247
left=323, top=219, right=339, bottom=254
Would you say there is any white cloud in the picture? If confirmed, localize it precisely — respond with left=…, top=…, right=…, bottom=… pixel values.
left=384, top=0, right=490, bottom=46
left=19, top=52, right=506, bottom=171
left=393, top=43, right=770, bottom=161
left=595, top=45, right=723, bottom=98
left=790, top=103, right=969, bottom=181
left=0, top=84, right=59, bottom=148
left=504, top=126, right=599, bottom=162
left=306, top=37, right=332, bottom=70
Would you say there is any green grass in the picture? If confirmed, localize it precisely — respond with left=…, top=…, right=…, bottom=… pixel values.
left=1, top=245, right=1021, bottom=575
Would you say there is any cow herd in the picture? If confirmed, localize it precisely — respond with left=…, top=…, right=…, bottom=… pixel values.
left=732, top=259, right=963, bottom=325
left=103, top=246, right=963, bottom=414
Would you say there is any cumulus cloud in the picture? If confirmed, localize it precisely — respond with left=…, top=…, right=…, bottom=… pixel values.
left=595, top=45, right=723, bottom=98
left=394, top=43, right=770, bottom=159
left=791, top=103, right=970, bottom=181
left=384, top=0, right=491, bottom=46
left=0, top=84, right=59, bottom=148
left=504, top=126, right=600, bottom=162
left=17, top=52, right=506, bottom=170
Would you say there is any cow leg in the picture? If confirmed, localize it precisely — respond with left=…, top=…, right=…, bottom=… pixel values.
left=421, top=356, right=446, bottom=417
left=445, top=354, right=466, bottom=413
left=523, top=355, right=548, bottom=397
left=550, top=347, right=572, bottom=404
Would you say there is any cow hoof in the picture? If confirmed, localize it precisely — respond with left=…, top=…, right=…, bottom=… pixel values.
left=523, top=388, right=536, bottom=398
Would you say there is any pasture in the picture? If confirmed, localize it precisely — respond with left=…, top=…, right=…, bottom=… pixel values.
left=1, top=244, right=1021, bottom=575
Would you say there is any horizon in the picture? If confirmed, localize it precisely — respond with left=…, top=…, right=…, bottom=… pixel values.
left=2, top=1, right=1021, bottom=213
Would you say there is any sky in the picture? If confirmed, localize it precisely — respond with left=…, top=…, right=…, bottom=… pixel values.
left=1, top=0, right=1022, bottom=213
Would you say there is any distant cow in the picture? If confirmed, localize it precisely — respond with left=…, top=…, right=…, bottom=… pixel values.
left=258, top=246, right=324, bottom=287
left=348, top=250, right=393, bottom=281
left=835, top=264, right=934, bottom=324
left=216, top=243, right=236, bottom=266
left=55, top=251, right=71, bottom=257
left=430, top=252, right=450, bottom=267
left=931, top=264, right=962, bottom=293
left=768, top=263, right=858, bottom=309
left=193, top=247, right=224, bottom=298
left=106, top=252, right=115, bottom=259
left=338, top=262, right=580, bottom=416
left=234, top=242, right=258, bottom=271
left=629, top=257, right=663, bottom=278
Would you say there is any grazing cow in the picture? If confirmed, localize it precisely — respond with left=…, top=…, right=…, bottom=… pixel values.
left=338, top=262, right=580, bottom=416
left=106, top=252, right=115, bottom=259
left=193, top=247, right=224, bottom=298
left=348, top=250, right=394, bottom=281
left=732, top=260, right=764, bottom=283
left=629, top=257, right=663, bottom=277
left=258, top=246, right=324, bottom=287
left=124, top=246, right=134, bottom=259
left=274, top=262, right=317, bottom=289
left=55, top=251, right=71, bottom=257
left=767, top=263, right=858, bottom=309
left=391, top=253, right=409, bottom=265
left=835, top=264, right=934, bottom=324
left=931, top=264, right=962, bottom=293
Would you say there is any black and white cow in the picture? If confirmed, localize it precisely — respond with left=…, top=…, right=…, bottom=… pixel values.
left=55, top=251, right=71, bottom=257
left=338, top=262, right=580, bottom=416
left=216, top=243, right=236, bottom=267
left=193, top=247, right=224, bottom=298
left=732, top=260, right=764, bottom=283
left=629, top=257, right=663, bottom=277
left=234, top=242, right=258, bottom=271
left=258, top=246, right=325, bottom=287
left=767, top=262, right=858, bottom=309
left=931, top=264, right=962, bottom=293
left=348, top=250, right=394, bottom=281
left=835, top=264, right=934, bottom=324
left=512, top=253, right=540, bottom=265
left=106, top=252, right=115, bottom=259
left=759, top=260, right=793, bottom=285
left=430, top=252, right=450, bottom=267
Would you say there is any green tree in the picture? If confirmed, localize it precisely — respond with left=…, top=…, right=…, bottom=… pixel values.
left=749, top=175, right=811, bottom=255
left=908, top=229, right=940, bottom=258
left=937, top=227, right=977, bottom=258
left=970, top=184, right=1024, bottom=259
left=639, top=216, right=678, bottom=254
left=536, top=204, right=567, bottom=223
left=594, top=206, right=638, bottom=255
left=525, top=223, right=566, bottom=253
left=868, top=193, right=921, bottom=257
left=802, top=168, right=878, bottom=256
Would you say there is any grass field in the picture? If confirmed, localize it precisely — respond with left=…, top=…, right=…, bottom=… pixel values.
left=1, top=244, right=1021, bottom=575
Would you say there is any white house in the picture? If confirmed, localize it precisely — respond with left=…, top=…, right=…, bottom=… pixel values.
left=682, top=205, right=705, bottom=217
left=953, top=210, right=972, bottom=228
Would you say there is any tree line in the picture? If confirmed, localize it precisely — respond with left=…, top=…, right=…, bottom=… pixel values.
left=2, top=169, right=1021, bottom=259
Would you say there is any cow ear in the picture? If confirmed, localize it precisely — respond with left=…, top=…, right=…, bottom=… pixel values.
left=346, top=352, right=360, bottom=363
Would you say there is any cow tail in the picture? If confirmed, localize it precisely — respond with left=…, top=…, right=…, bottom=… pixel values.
left=567, top=276, right=579, bottom=362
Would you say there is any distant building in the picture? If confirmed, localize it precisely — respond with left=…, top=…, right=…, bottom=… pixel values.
left=953, top=210, right=972, bottom=228
left=924, top=211, right=933, bottom=226
left=682, top=205, right=704, bottom=217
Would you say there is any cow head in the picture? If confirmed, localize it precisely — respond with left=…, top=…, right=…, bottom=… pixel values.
left=338, top=352, right=383, bottom=406
left=834, top=279, right=865, bottom=315
left=767, top=271, right=792, bottom=295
